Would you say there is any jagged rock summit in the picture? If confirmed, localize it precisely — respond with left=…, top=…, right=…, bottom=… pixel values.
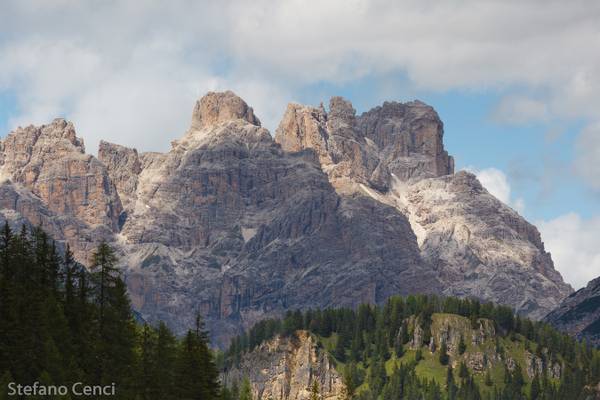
left=0, top=91, right=572, bottom=346
left=190, top=90, right=261, bottom=130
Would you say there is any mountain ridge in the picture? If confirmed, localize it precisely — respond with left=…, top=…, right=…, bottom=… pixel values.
left=0, top=91, right=572, bottom=346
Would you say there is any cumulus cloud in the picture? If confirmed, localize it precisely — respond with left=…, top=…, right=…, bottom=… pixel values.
left=491, top=95, right=549, bottom=125
left=0, top=0, right=599, bottom=169
left=538, top=213, right=600, bottom=289
left=466, top=167, right=525, bottom=214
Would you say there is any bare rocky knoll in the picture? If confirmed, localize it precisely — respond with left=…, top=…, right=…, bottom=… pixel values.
left=0, top=91, right=571, bottom=346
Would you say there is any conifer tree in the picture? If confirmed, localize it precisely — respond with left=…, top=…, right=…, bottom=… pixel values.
left=154, top=322, right=178, bottom=400
left=415, top=348, right=423, bottom=362
left=530, top=374, right=541, bottom=400
left=90, top=241, right=119, bottom=334
left=138, top=323, right=158, bottom=400
left=484, top=369, right=493, bottom=387
left=239, top=377, right=253, bottom=400
left=439, top=342, right=449, bottom=365
left=176, top=314, right=220, bottom=400
left=458, top=335, right=467, bottom=355
left=310, top=380, right=321, bottom=400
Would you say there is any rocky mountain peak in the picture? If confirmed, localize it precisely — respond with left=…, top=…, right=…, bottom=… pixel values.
left=328, top=96, right=356, bottom=128
left=0, top=119, right=122, bottom=233
left=0, top=118, right=85, bottom=170
left=190, top=90, right=261, bottom=131
left=275, top=96, right=455, bottom=192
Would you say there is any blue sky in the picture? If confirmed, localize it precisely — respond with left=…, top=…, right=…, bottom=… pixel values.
left=0, top=0, right=599, bottom=288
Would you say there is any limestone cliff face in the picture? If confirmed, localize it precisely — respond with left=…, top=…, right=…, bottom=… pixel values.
left=399, top=172, right=572, bottom=319
left=545, top=277, right=600, bottom=346
left=0, top=91, right=572, bottom=346
left=97, top=92, right=436, bottom=347
left=275, top=97, right=571, bottom=319
left=223, top=331, right=344, bottom=400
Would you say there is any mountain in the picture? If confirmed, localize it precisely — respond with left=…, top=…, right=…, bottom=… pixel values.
left=545, top=277, right=600, bottom=347
left=0, top=91, right=571, bottom=346
left=222, top=295, right=600, bottom=400
left=274, top=97, right=571, bottom=319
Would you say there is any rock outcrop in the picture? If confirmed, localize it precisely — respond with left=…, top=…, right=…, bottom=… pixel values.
left=0, top=91, right=572, bottom=346
left=222, top=331, right=344, bottom=400
left=545, top=276, right=600, bottom=346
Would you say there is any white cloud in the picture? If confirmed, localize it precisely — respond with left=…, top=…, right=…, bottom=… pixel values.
left=466, top=167, right=525, bottom=214
left=491, top=95, right=549, bottom=125
left=538, top=213, right=600, bottom=289
left=575, top=123, right=600, bottom=190
left=0, top=0, right=599, bottom=168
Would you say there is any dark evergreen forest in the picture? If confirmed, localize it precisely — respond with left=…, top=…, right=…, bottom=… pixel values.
left=0, top=224, right=220, bottom=399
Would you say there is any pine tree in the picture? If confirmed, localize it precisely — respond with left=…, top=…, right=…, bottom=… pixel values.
left=310, top=380, right=321, bottom=400
left=446, top=365, right=457, bottom=400
left=239, top=377, right=253, bottom=400
left=89, top=243, right=136, bottom=396
left=138, top=324, right=157, bottom=400
left=154, top=322, right=177, bottom=400
left=394, top=334, right=404, bottom=358
left=342, top=364, right=359, bottom=400
left=176, top=314, right=220, bottom=400
left=458, top=361, right=469, bottom=379
left=415, top=348, right=423, bottom=362
left=439, top=342, right=449, bottom=365
left=458, top=335, right=467, bottom=355
left=90, top=242, right=119, bottom=336
left=530, top=374, right=541, bottom=400
left=334, top=333, right=347, bottom=362
left=484, top=369, right=493, bottom=387
left=368, top=357, right=387, bottom=395
left=99, top=277, right=137, bottom=397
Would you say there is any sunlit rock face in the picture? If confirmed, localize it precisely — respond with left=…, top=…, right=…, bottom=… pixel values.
left=93, top=91, right=435, bottom=347
left=275, top=94, right=571, bottom=321
left=0, top=91, right=571, bottom=346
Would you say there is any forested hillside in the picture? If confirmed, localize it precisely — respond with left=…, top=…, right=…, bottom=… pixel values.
left=2, top=223, right=598, bottom=400
left=0, top=224, right=221, bottom=399
left=224, top=296, right=600, bottom=400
